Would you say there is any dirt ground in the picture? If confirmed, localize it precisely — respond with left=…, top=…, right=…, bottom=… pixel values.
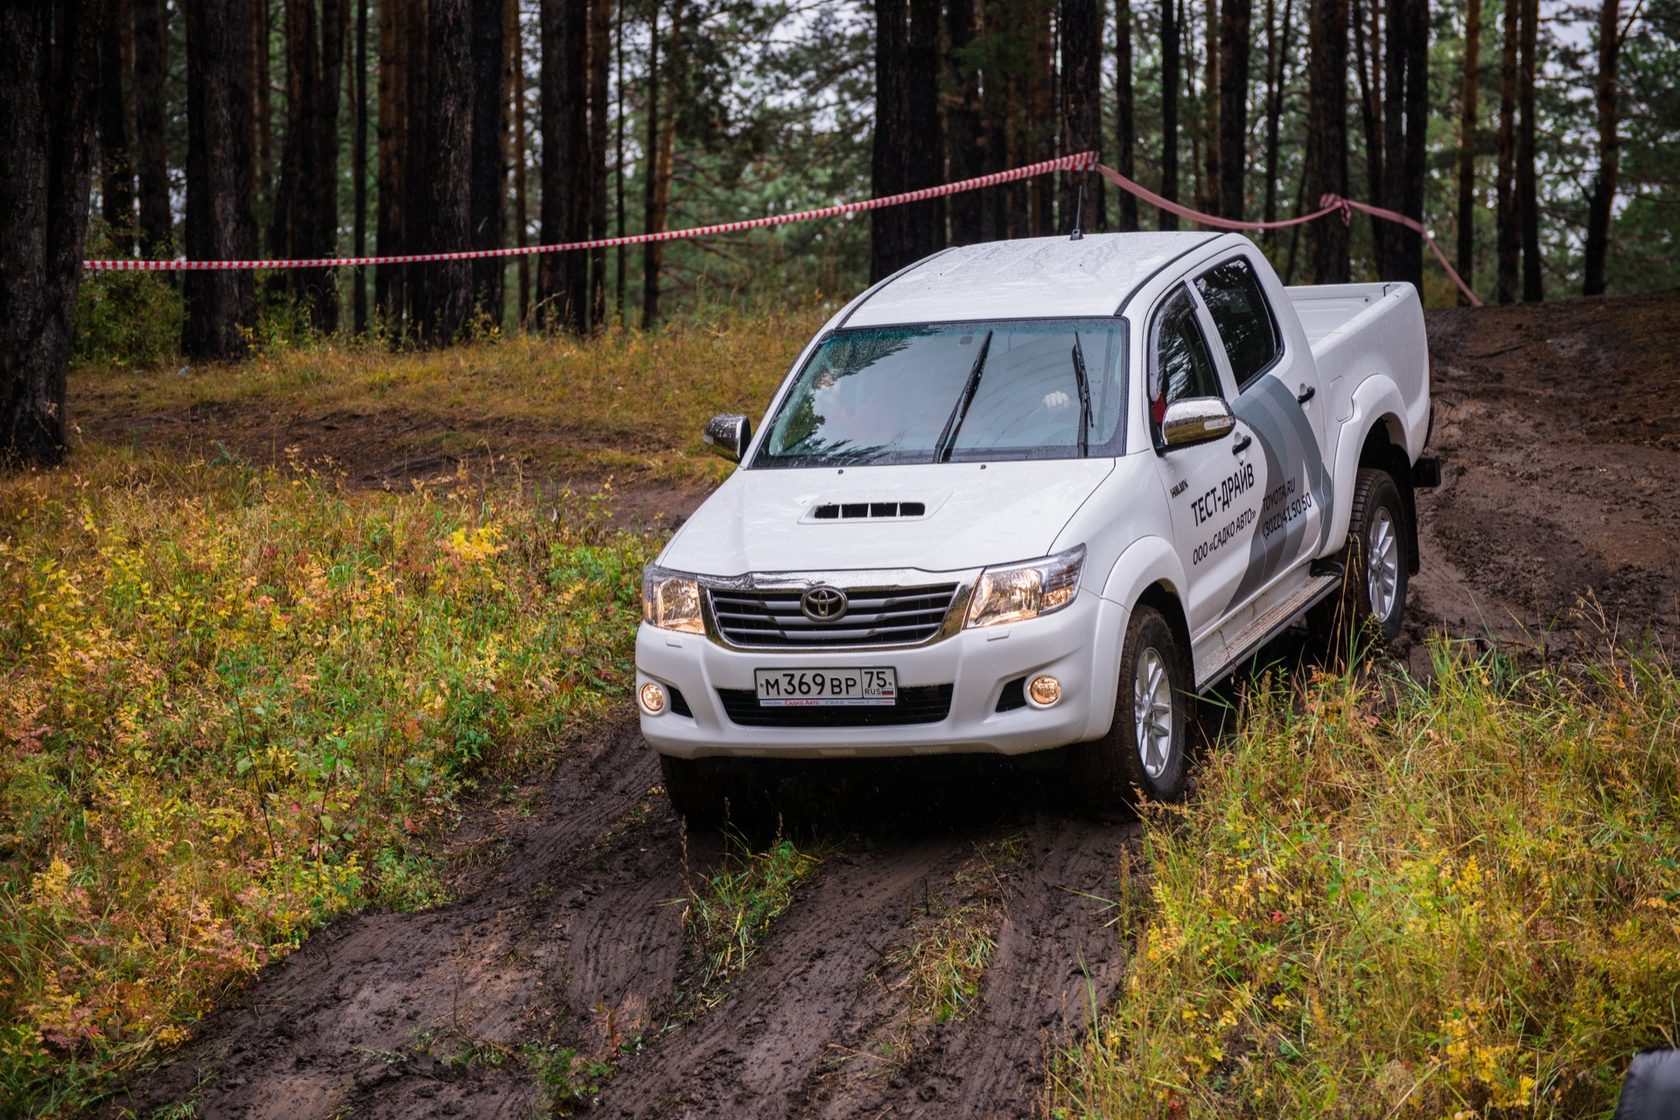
left=100, top=290, right=1679, bottom=1119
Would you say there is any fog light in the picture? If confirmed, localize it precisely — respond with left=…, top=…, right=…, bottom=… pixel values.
left=1027, top=674, right=1062, bottom=707
left=640, top=682, right=667, bottom=715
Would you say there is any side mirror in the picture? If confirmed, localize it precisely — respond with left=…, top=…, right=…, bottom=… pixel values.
left=1158, top=397, right=1236, bottom=450
left=703, top=414, right=752, bottom=463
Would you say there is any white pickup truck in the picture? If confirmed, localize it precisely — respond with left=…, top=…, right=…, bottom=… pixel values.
left=636, top=232, right=1437, bottom=817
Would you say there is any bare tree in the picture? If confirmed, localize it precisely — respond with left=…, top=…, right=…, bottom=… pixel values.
left=1, top=1, right=100, bottom=465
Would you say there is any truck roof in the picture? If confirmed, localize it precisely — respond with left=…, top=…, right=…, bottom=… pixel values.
left=843, top=231, right=1221, bottom=328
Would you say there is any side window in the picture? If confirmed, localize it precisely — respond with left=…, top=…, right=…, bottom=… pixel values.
left=1150, top=286, right=1222, bottom=419
left=1194, top=257, right=1280, bottom=390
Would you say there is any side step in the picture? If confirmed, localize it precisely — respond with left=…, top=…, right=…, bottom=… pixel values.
left=1194, top=572, right=1343, bottom=692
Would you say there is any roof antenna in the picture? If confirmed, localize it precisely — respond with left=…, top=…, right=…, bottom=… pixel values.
left=1069, top=182, right=1084, bottom=241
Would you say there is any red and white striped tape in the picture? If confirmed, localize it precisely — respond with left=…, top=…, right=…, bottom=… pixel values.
left=82, top=151, right=1100, bottom=272
left=82, top=146, right=1480, bottom=305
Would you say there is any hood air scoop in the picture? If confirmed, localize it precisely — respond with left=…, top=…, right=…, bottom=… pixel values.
left=809, top=501, right=928, bottom=521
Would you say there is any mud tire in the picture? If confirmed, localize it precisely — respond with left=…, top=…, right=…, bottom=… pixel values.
left=1069, top=605, right=1193, bottom=810
left=658, top=754, right=735, bottom=829
left=1312, top=467, right=1410, bottom=648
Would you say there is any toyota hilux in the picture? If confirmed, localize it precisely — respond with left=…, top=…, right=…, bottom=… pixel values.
left=635, top=231, right=1437, bottom=817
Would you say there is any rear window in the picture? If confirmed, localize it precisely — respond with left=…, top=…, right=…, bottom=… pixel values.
left=1194, top=258, right=1280, bottom=389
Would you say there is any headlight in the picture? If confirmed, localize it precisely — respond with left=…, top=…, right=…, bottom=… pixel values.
left=642, top=565, right=704, bottom=634
left=964, top=545, right=1085, bottom=629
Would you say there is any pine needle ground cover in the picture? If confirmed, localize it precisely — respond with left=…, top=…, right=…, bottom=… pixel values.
left=1052, top=647, right=1680, bottom=1119
left=0, top=453, right=657, bottom=1112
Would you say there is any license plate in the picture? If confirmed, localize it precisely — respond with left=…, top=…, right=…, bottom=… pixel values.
left=754, top=667, right=898, bottom=707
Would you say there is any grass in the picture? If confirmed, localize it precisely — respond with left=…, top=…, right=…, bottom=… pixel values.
left=679, top=830, right=822, bottom=1002
left=0, top=449, right=658, bottom=1113
left=73, top=304, right=826, bottom=484
left=1049, top=641, right=1680, bottom=1119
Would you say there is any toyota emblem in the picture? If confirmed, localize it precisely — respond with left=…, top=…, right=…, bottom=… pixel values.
left=800, top=585, right=848, bottom=622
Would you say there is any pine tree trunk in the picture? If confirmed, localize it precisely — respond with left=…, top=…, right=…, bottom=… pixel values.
left=353, top=0, right=368, bottom=332
left=404, top=2, right=431, bottom=326
left=906, top=0, right=945, bottom=255
left=1029, top=2, right=1054, bottom=235
left=1494, top=0, right=1517, bottom=303
left=1262, top=0, right=1294, bottom=247
left=1398, top=0, right=1427, bottom=290
left=183, top=0, right=259, bottom=360
left=471, top=0, right=505, bottom=324
left=1306, top=0, right=1350, bottom=281
left=1218, top=0, right=1251, bottom=219
left=1, top=2, right=100, bottom=466
left=251, top=0, right=271, bottom=240
left=1517, top=0, right=1540, bottom=301
left=1116, top=0, right=1139, bottom=230
left=1381, top=0, right=1403, bottom=275
left=1582, top=0, right=1619, bottom=295
left=1202, top=0, right=1221, bottom=216
left=871, top=0, right=909, bottom=278
left=1454, top=0, right=1481, bottom=300
left=417, top=0, right=472, bottom=343
left=98, top=0, right=136, bottom=251
left=375, top=0, right=405, bottom=326
left=1353, top=0, right=1384, bottom=270
left=133, top=0, right=170, bottom=255
left=1059, top=0, right=1102, bottom=233
left=1160, top=0, right=1181, bottom=229
left=946, top=0, right=985, bottom=245
left=589, top=0, right=611, bottom=328
left=538, top=0, right=585, bottom=331
left=512, top=0, right=531, bottom=325
left=640, top=3, right=662, bottom=325
left=271, top=0, right=341, bottom=331
left=613, top=0, right=625, bottom=321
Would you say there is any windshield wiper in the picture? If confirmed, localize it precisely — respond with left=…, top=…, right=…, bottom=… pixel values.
left=1070, top=332, right=1093, bottom=457
left=935, top=330, right=993, bottom=463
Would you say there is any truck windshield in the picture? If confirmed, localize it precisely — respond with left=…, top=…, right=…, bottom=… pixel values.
left=753, top=320, right=1127, bottom=468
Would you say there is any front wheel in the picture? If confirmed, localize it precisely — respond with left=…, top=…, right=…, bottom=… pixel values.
left=1069, top=605, right=1194, bottom=809
left=659, top=753, right=734, bottom=828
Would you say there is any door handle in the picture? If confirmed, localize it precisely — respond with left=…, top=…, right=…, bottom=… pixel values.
left=1296, top=384, right=1316, bottom=404
left=1231, top=433, right=1252, bottom=454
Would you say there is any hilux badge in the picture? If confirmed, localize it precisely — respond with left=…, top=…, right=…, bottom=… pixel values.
left=801, top=586, right=848, bottom=622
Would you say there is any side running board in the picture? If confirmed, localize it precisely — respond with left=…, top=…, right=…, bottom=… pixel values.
left=1195, top=572, right=1342, bottom=692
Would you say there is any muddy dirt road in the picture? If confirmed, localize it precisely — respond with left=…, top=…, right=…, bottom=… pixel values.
left=105, top=292, right=1679, bottom=1119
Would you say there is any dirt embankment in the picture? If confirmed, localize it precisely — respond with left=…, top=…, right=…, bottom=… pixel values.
left=105, top=291, right=1679, bottom=1119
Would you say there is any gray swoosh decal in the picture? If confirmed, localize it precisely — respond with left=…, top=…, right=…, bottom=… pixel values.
left=1229, top=375, right=1331, bottom=606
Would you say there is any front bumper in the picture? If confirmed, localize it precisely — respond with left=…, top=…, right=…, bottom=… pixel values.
left=635, top=588, right=1126, bottom=758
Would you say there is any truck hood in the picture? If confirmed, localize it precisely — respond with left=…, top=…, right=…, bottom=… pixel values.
left=660, top=459, right=1116, bottom=576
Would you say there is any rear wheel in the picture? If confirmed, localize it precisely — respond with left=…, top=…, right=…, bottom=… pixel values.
left=1313, top=468, right=1409, bottom=647
left=1070, top=605, right=1194, bottom=809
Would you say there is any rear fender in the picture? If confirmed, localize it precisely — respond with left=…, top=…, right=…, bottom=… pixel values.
left=1320, top=376, right=1407, bottom=556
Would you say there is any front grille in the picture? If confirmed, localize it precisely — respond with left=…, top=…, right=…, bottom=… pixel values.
left=708, top=583, right=960, bottom=648
left=717, top=685, right=954, bottom=727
